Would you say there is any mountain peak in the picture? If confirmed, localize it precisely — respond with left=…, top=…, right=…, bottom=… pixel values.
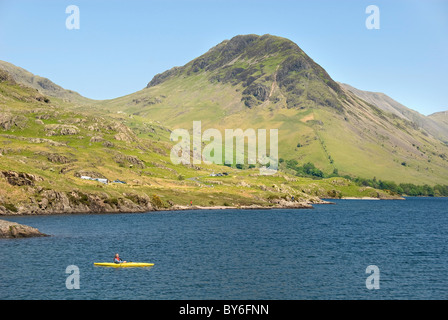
left=147, top=34, right=299, bottom=88
left=146, top=34, right=343, bottom=110
left=205, top=34, right=300, bottom=62
left=0, top=60, right=90, bottom=103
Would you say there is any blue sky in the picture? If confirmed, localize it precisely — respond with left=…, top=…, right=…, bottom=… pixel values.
left=0, top=0, right=447, bottom=115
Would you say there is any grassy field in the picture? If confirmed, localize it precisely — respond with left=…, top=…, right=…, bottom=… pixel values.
left=2, top=34, right=447, bottom=215
left=0, top=74, right=403, bottom=214
left=94, top=69, right=448, bottom=186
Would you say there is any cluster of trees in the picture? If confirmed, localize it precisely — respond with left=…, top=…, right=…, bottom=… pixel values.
left=279, top=158, right=448, bottom=197
left=281, top=159, right=326, bottom=178
left=353, top=177, right=448, bottom=197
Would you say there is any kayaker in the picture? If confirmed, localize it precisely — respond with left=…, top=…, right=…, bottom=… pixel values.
left=114, top=253, right=127, bottom=264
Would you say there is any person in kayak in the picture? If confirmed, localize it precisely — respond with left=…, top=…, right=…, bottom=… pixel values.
left=114, top=253, right=127, bottom=264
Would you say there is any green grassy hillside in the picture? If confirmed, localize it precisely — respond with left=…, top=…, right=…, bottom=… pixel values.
left=1, top=68, right=398, bottom=215
left=95, top=34, right=448, bottom=185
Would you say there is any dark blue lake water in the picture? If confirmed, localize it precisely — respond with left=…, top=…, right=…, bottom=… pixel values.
left=1, top=198, right=447, bottom=300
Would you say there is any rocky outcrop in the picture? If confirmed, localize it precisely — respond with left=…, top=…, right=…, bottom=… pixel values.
left=35, top=152, right=74, bottom=164
left=44, top=124, right=80, bottom=136
left=0, top=189, right=155, bottom=215
left=46, top=153, right=73, bottom=164
left=0, top=69, right=15, bottom=83
left=113, top=152, right=145, bottom=168
left=0, top=169, right=155, bottom=214
left=0, top=170, right=43, bottom=187
left=0, top=219, right=48, bottom=238
left=112, top=122, right=137, bottom=143
left=90, top=135, right=104, bottom=143
left=0, top=113, right=27, bottom=130
left=241, top=83, right=270, bottom=108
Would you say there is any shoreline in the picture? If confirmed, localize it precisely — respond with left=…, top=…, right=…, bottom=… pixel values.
left=0, top=197, right=407, bottom=237
left=341, top=197, right=380, bottom=200
left=342, top=196, right=405, bottom=200
left=167, top=202, right=319, bottom=211
left=0, top=200, right=327, bottom=238
left=0, top=196, right=416, bottom=217
left=0, top=201, right=322, bottom=216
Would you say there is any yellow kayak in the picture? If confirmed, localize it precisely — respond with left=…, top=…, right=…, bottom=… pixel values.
left=94, top=262, right=154, bottom=268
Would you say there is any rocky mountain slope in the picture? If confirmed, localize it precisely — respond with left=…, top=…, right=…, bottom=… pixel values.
left=1, top=66, right=394, bottom=215
left=429, top=111, right=448, bottom=132
left=0, top=60, right=91, bottom=104
left=340, top=83, right=448, bottom=143
left=97, top=34, right=448, bottom=185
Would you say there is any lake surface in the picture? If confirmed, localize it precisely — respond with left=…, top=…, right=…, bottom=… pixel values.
left=1, top=197, right=447, bottom=300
